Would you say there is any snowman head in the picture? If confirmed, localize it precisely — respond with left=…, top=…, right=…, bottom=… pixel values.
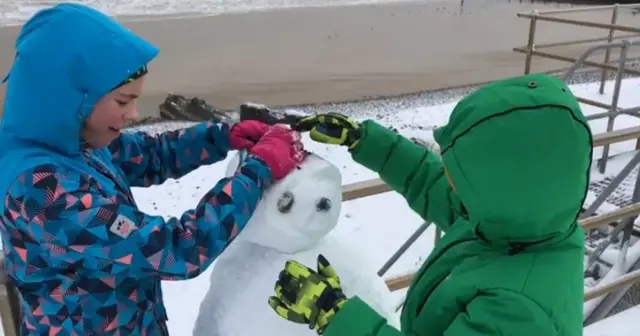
left=226, top=151, right=342, bottom=254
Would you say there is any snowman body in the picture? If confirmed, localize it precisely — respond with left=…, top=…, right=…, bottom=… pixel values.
left=192, top=152, right=397, bottom=335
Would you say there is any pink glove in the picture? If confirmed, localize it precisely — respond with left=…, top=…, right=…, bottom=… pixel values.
left=249, top=125, right=305, bottom=180
left=229, top=120, right=270, bottom=150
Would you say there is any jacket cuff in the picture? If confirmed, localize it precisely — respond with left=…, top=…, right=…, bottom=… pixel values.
left=323, top=296, right=387, bottom=335
left=350, top=120, right=399, bottom=172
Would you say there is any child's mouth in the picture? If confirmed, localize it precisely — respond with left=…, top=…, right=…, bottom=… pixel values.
left=108, top=127, right=121, bottom=133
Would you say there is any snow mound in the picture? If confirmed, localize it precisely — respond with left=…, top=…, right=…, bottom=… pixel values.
left=225, top=151, right=342, bottom=253
left=193, top=151, right=397, bottom=335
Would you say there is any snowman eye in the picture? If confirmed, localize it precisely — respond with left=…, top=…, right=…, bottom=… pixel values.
left=315, top=197, right=332, bottom=212
left=277, top=191, right=295, bottom=213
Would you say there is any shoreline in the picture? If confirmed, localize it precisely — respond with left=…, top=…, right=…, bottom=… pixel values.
left=0, top=0, right=594, bottom=28
left=127, top=60, right=640, bottom=128
left=0, top=0, right=433, bottom=27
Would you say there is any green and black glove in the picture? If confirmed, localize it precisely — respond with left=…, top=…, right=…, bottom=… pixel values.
left=294, top=113, right=362, bottom=149
left=268, top=254, right=348, bottom=334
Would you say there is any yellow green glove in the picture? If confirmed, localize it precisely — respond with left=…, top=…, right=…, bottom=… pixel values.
left=293, top=113, right=362, bottom=149
left=268, top=254, right=348, bottom=334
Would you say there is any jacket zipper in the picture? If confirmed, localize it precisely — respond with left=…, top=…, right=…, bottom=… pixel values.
left=82, top=150, right=136, bottom=205
left=82, top=151, right=169, bottom=329
left=406, top=237, right=477, bottom=315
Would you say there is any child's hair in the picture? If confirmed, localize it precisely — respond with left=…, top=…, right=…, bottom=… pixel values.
left=113, top=65, right=148, bottom=90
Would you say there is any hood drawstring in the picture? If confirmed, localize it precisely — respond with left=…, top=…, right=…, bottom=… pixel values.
left=507, top=235, right=559, bottom=255
left=508, top=242, right=534, bottom=256
left=475, top=225, right=561, bottom=256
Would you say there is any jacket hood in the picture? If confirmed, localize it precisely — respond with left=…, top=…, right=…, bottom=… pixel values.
left=0, top=3, right=159, bottom=155
left=433, top=74, right=592, bottom=250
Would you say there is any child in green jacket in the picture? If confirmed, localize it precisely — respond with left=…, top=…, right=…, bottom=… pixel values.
left=268, top=73, right=592, bottom=336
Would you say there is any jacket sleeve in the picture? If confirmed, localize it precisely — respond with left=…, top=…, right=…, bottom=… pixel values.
left=323, top=297, right=404, bottom=336
left=324, top=292, right=555, bottom=336
left=444, top=290, right=555, bottom=336
left=350, top=120, right=462, bottom=232
left=3, top=158, right=271, bottom=280
left=108, top=121, right=230, bottom=188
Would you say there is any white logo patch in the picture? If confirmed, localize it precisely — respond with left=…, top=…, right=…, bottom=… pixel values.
left=110, top=214, right=137, bottom=239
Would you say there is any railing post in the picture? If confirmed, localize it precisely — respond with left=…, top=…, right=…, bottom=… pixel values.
left=524, top=11, right=539, bottom=75
left=585, top=158, right=640, bottom=274
left=377, top=222, right=432, bottom=277
left=599, top=40, right=631, bottom=174
left=599, top=5, right=620, bottom=94
left=434, top=227, right=442, bottom=245
left=582, top=150, right=640, bottom=218
left=0, top=255, right=20, bottom=336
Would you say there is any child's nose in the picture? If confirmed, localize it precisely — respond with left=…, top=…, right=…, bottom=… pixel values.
left=123, top=103, right=139, bottom=122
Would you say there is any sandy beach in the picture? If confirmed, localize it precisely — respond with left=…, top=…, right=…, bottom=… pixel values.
left=1, top=0, right=640, bottom=117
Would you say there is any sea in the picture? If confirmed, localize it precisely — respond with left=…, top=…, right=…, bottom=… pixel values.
left=0, top=0, right=587, bottom=26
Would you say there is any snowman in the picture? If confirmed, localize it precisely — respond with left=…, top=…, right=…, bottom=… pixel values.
left=192, top=151, right=397, bottom=336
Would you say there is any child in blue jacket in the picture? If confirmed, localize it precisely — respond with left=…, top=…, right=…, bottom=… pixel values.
left=0, top=3, right=304, bottom=335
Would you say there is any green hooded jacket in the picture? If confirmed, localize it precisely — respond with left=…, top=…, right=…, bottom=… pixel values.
left=324, top=73, right=592, bottom=336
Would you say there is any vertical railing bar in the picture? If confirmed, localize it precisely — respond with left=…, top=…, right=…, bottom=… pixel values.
left=0, top=255, right=20, bottom=336
left=599, top=5, right=619, bottom=94
left=599, top=40, right=631, bottom=174
left=377, top=222, right=432, bottom=277
left=581, top=150, right=640, bottom=219
left=585, top=144, right=640, bottom=323
left=586, top=218, right=632, bottom=272
left=583, top=258, right=640, bottom=325
left=584, top=219, right=636, bottom=325
left=524, top=12, right=539, bottom=75
left=389, top=226, right=443, bottom=313
left=587, top=152, right=640, bottom=270
left=562, top=41, right=627, bottom=82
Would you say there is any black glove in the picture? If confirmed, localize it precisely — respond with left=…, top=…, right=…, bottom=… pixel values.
left=268, top=254, right=348, bottom=334
left=293, top=113, right=362, bottom=149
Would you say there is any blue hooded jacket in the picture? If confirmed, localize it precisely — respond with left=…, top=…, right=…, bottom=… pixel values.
left=0, top=4, right=272, bottom=335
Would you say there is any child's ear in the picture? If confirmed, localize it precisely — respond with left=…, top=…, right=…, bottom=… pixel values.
left=444, top=167, right=457, bottom=193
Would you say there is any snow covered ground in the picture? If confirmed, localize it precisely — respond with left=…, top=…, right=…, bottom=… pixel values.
left=135, top=77, right=640, bottom=335
left=3, top=77, right=640, bottom=335
left=584, top=304, right=640, bottom=336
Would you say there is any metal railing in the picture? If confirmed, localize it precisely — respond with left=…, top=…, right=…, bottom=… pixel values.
left=513, top=4, right=640, bottom=174
left=374, top=7, right=640, bottom=323
left=0, top=256, right=20, bottom=335
left=374, top=9, right=640, bottom=321
left=368, top=128, right=640, bottom=292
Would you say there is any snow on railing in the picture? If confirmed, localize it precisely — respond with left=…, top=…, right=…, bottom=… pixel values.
left=515, top=4, right=640, bottom=174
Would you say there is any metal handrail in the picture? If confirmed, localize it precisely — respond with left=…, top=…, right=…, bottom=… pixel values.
left=378, top=10, right=640, bottom=320
left=342, top=125, right=640, bottom=202
left=515, top=5, right=640, bottom=175
left=384, top=202, right=640, bottom=293
left=530, top=3, right=640, bottom=16
left=0, top=255, right=20, bottom=336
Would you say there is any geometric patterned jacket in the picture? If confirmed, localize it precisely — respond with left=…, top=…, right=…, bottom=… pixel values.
left=0, top=122, right=272, bottom=335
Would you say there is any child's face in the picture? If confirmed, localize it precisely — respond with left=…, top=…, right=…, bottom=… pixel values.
left=82, top=77, right=145, bottom=148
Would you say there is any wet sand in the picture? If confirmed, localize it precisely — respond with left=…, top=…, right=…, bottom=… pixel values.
left=1, top=0, right=640, bottom=116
